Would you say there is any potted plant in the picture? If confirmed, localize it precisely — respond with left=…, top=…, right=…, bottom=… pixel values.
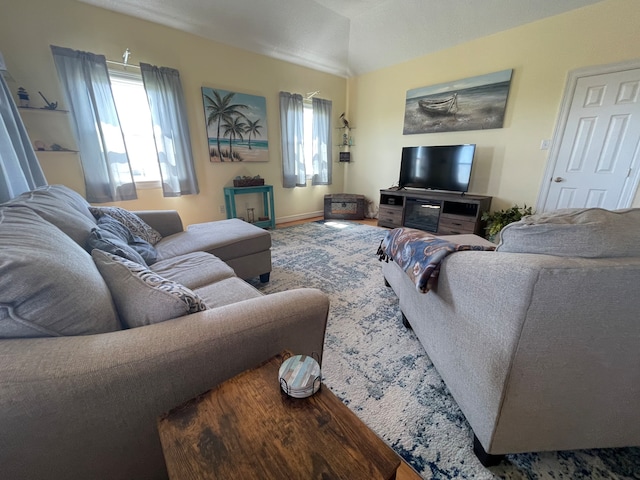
left=481, top=204, right=533, bottom=242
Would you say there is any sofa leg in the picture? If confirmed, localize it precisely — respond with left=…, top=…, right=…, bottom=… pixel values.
left=259, top=272, right=270, bottom=283
left=473, top=435, right=504, bottom=467
left=401, top=312, right=412, bottom=329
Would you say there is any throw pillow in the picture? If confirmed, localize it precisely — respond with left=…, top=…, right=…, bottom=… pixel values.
left=92, top=249, right=207, bottom=328
left=89, top=206, right=163, bottom=245
left=86, top=227, right=148, bottom=266
left=97, top=215, right=158, bottom=265
left=0, top=207, right=120, bottom=338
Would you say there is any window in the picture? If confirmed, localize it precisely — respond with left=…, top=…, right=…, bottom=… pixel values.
left=109, top=70, right=161, bottom=184
left=279, top=92, right=332, bottom=188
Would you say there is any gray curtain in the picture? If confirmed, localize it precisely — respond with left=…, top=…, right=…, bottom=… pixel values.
left=311, top=97, right=332, bottom=185
left=140, top=63, right=199, bottom=197
left=0, top=75, right=47, bottom=202
left=279, top=92, right=306, bottom=188
left=50, top=45, right=136, bottom=203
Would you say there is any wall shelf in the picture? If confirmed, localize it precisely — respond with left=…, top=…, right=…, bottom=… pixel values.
left=19, top=106, right=69, bottom=114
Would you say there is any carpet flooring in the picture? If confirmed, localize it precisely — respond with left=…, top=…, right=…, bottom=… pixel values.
left=251, top=220, right=640, bottom=479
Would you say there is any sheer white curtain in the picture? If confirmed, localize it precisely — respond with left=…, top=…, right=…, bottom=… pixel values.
left=140, top=63, right=199, bottom=196
left=279, top=92, right=306, bottom=188
left=311, top=97, right=332, bottom=185
left=0, top=74, right=47, bottom=202
left=50, top=45, right=136, bottom=203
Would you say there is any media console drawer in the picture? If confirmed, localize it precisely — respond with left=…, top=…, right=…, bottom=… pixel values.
left=378, top=205, right=403, bottom=228
left=438, top=215, right=477, bottom=235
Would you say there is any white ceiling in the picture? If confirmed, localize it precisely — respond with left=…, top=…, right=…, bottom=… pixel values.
left=78, top=0, right=603, bottom=77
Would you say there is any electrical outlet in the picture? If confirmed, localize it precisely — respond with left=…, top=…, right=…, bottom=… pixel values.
left=219, top=205, right=225, bottom=214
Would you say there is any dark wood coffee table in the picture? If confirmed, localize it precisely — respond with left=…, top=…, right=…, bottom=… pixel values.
left=157, top=352, right=403, bottom=479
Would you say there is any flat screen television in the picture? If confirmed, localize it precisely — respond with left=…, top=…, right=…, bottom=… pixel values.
left=398, top=144, right=476, bottom=193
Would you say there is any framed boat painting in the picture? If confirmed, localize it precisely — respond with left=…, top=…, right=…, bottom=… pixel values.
left=403, top=69, right=513, bottom=134
left=202, top=87, right=269, bottom=162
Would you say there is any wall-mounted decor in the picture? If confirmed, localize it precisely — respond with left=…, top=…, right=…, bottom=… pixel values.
left=403, top=69, right=513, bottom=135
left=202, top=87, right=269, bottom=162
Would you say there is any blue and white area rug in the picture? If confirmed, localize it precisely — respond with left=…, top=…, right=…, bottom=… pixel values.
left=252, top=221, right=640, bottom=479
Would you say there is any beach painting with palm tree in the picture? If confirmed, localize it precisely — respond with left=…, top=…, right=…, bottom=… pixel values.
left=202, top=87, right=269, bottom=162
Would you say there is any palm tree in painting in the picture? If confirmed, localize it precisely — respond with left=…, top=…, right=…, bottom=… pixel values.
left=244, top=119, right=263, bottom=150
left=222, top=116, right=248, bottom=161
left=203, top=90, right=248, bottom=161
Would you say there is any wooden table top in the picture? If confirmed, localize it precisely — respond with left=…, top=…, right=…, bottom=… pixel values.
left=157, top=352, right=401, bottom=480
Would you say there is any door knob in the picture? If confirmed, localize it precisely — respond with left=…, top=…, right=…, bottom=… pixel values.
left=553, top=177, right=565, bottom=183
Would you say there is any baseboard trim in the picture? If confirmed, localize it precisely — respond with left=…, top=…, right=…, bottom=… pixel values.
left=276, top=211, right=323, bottom=225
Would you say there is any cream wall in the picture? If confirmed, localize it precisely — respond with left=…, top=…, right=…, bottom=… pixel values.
left=345, top=0, right=640, bottom=213
left=0, top=0, right=347, bottom=227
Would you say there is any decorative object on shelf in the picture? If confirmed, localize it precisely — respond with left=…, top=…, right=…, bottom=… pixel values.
left=339, top=112, right=350, bottom=129
left=34, top=140, right=46, bottom=151
left=278, top=353, right=321, bottom=399
left=38, top=91, right=58, bottom=110
left=202, top=87, right=269, bottom=162
left=403, top=69, right=513, bottom=135
left=17, top=87, right=29, bottom=107
left=339, top=152, right=351, bottom=163
left=50, top=143, right=72, bottom=151
left=481, top=204, right=533, bottom=242
left=233, top=175, right=264, bottom=187
left=246, top=208, right=255, bottom=223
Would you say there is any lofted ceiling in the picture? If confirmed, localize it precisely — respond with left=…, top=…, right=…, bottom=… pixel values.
left=78, top=0, right=604, bottom=77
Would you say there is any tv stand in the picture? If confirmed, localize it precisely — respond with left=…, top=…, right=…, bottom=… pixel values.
left=378, top=189, right=492, bottom=236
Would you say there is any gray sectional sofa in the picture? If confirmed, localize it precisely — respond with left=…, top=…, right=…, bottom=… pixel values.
left=0, top=185, right=330, bottom=479
left=382, top=208, right=640, bottom=465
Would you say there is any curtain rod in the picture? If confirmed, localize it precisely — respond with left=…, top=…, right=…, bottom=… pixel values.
left=107, top=48, right=140, bottom=69
left=106, top=59, right=140, bottom=69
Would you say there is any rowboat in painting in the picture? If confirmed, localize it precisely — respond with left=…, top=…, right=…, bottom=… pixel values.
left=419, top=92, right=458, bottom=115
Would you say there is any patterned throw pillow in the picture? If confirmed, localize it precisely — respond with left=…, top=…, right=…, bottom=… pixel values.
left=92, top=249, right=207, bottom=328
left=89, top=206, right=163, bottom=245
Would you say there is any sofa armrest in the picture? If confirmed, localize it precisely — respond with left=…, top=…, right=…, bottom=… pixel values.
left=0, top=288, right=329, bottom=480
left=133, top=209, right=184, bottom=237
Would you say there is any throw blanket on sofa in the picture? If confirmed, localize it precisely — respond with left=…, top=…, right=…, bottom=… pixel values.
left=377, top=228, right=495, bottom=293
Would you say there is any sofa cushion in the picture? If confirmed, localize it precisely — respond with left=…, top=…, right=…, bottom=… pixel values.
left=97, top=215, right=157, bottom=265
left=0, top=207, right=120, bottom=338
left=496, top=208, right=640, bottom=258
left=92, top=250, right=207, bottom=328
left=151, top=252, right=236, bottom=289
left=87, top=227, right=148, bottom=265
left=194, top=277, right=263, bottom=308
left=90, top=206, right=163, bottom=245
left=2, top=185, right=97, bottom=246
left=155, top=218, right=271, bottom=262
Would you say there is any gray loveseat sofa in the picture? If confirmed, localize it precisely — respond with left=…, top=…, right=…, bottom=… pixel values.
left=0, top=185, right=330, bottom=479
left=382, top=208, right=640, bottom=464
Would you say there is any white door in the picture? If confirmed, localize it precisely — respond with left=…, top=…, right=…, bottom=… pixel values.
left=539, top=64, right=640, bottom=211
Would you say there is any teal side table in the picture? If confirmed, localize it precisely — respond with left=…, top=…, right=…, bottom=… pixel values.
left=223, top=185, right=276, bottom=230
